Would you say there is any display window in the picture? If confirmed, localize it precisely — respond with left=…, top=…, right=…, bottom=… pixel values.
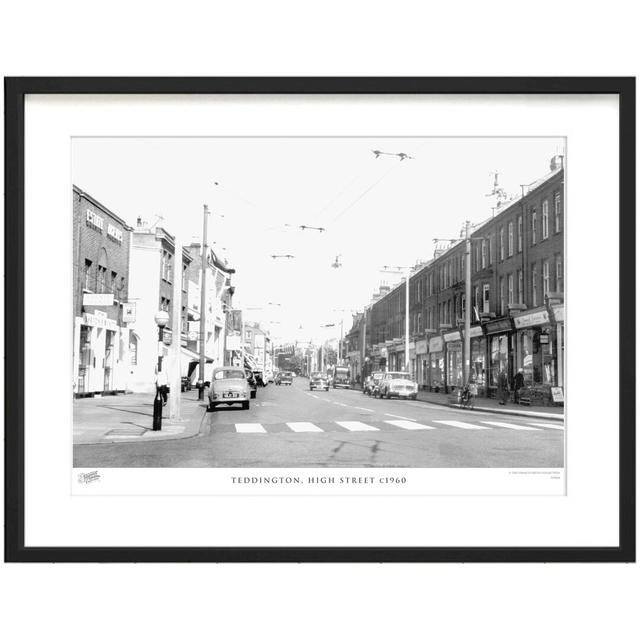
left=490, top=334, right=509, bottom=386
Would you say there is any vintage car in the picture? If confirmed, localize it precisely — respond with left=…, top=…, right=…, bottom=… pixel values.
left=363, top=371, right=385, bottom=395
left=276, top=371, right=293, bottom=386
left=208, top=366, right=251, bottom=411
left=309, top=372, right=330, bottom=392
left=374, top=371, right=418, bottom=400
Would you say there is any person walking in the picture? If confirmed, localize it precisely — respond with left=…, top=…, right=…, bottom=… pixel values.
left=155, top=367, right=169, bottom=406
left=497, top=368, right=509, bottom=405
left=514, top=368, right=525, bottom=404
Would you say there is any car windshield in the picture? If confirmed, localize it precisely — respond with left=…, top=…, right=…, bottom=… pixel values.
left=388, top=372, right=411, bottom=380
left=214, top=369, right=245, bottom=380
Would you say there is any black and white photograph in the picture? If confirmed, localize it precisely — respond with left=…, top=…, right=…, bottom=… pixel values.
left=72, top=136, right=566, bottom=481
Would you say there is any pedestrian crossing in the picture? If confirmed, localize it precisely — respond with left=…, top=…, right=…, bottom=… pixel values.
left=210, top=418, right=564, bottom=435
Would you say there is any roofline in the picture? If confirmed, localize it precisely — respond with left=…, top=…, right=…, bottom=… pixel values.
left=73, top=184, right=133, bottom=230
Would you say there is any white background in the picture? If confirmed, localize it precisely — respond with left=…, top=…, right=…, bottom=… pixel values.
left=1, top=2, right=638, bottom=639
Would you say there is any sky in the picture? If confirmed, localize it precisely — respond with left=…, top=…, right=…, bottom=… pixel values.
left=73, top=136, right=564, bottom=345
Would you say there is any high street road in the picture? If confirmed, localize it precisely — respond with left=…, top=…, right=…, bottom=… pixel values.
left=74, top=377, right=564, bottom=468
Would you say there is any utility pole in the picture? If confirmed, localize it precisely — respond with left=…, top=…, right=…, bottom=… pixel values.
left=464, top=220, right=472, bottom=385
left=404, top=270, right=410, bottom=372
left=198, top=204, right=209, bottom=399
left=169, top=235, right=183, bottom=419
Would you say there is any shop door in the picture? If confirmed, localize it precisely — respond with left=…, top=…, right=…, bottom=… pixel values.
left=104, top=330, right=114, bottom=391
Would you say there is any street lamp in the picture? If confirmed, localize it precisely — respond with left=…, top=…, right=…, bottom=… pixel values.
left=153, top=310, right=170, bottom=430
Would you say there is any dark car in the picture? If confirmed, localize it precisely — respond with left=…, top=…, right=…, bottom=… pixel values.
left=245, top=369, right=258, bottom=398
left=277, top=371, right=293, bottom=386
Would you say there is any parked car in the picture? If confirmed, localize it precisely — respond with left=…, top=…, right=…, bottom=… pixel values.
left=309, top=372, right=330, bottom=392
left=245, top=369, right=258, bottom=398
left=375, top=371, right=418, bottom=400
left=265, top=371, right=274, bottom=384
left=363, top=371, right=384, bottom=395
left=276, top=371, right=293, bottom=386
left=208, top=366, right=251, bottom=411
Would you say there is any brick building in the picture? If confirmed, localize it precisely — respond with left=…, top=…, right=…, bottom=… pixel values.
left=72, top=186, right=133, bottom=396
left=360, top=157, right=565, bottom=404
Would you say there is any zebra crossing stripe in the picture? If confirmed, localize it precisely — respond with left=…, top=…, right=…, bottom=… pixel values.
left=528, top=422, right=565, bottom=430
left=385, top=420, right=435, bottom=430
left=481, top=420, right=540, bottom=431
left=286, top=422, right=323, bottom=432
left=235, top=423, right=267, bottom=433
left=434, top=420, right=490, bottom=430
left=336, top=421, right=379, bottom=432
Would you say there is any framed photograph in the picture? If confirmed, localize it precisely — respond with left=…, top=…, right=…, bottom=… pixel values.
left=5, top=77, right=635, bottom=562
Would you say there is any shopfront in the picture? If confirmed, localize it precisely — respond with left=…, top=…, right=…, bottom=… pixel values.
left=513, top=307, right=556, bottom=386
left=428, top=336, right=444, bottom=392
left=464, top=324, right=487, bottom=394
left=484, top=318, right=513, bottom=394
left=443, top=329, right=463, bottom=389
left=550, top=304, right=564, bottom=388
left=415, top=339, right=428, bottom=388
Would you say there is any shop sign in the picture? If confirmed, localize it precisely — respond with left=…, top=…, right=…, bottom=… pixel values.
left=187, top=331, right=198, bottom=341
left=122, top=302, right=136, bottom=323
left=83, top=312, right=117, bottom=330
left=485, top=318, right=513, bottom=334
left=552, top=305, right=564, bottom=323
left=107, top=223, right=123, bottom=243
left=539, top=334, right=549, bottom=344
left=94, top=309, right=107, bottom=319
left=429, top=336, right=443, bottom=352
left=416, top=339, right=428, bottom=355
left=86, top=208, right=104, bottom=231
left=551, top=387, right=564, bottom=402
left=443, top=330, right=461, bottom=342
left=463, top=325, right=484, bottom=339
left=514, top=309, right=550, bottom=329
left=83, top=293, right=114, bottom=306
left=380, top=347, right=388, bottom=357
left=163, top=333, right=172, bottom=346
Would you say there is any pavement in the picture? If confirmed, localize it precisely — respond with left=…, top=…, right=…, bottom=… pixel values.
left=73, top=390, right=208, bottom=445
left=74, top=378, right=565, bottom=468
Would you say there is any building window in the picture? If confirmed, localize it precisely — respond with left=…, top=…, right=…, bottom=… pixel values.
left=531, top=208, right=537, bottom=245
left=508, top=221, right=514, bottom=256
left=499, top=277, right=505, bottom=315
left=129, top=334, right=138, bottom=365
left=556, top=255, right=563, bottom=292
left=542, top=199, right=549, bottom=239
left=473, top=286, right=479, bottom=316
left=517, top=215, right=523, bottom=252
left=543, top=260, right=550, bottom=298
left=517, top=270, right=524, bottom=304
left=481, top=240, right=487, bottom=269
left=97, top=265, right=107, bottom=293
left=84, top=259, right=92, bottom=290
left=499, top=227, right=505, bottom=261
left=532, top=264, right=538, bottom=306
left=508, top=273, right=514, bottom=305
left=482, top=284, right=490, bottom=314
left=111, top=271, right=118, bottom=295
left=417, top=313, right=422, bottom=333
left=554, top=192, right=562, bottom=233
left=475, top=244, right=480, bottom=272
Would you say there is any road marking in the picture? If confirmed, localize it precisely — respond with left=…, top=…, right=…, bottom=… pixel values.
left=310, top=394, right=319, bottom=399
left=384, top=413, right=416, bottom=421
left=354, top=406, right=375, bottom=412
left=235, top=423, right=267, bottom=433
left=481, top=420, right=541, bottom=431
left=336, top=421, right=379, bottom=432
left=528, top=422, right=565, bottom=430
left=434, top=420, right=490, bottom=430
left=333, top=402, right=349, bottom=407
left=385, top=420, right=435, bottom=430
left=286, top=421, right=323, bottom=432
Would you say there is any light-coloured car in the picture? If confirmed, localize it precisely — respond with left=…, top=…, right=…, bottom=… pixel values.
left=208, top=366, right=251, bottom=411
left=309, top=372, right=330, bottom=392
left=375, top=371, right=418, bottom=400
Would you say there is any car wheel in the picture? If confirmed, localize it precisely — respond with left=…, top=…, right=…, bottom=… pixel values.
left=207, top=402, right=216, bottom=412
left=250, top=390, right=256, bottom=399
left=242, top=401, right=249, bottom=410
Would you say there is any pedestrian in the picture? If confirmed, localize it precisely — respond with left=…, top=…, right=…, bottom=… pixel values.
left=514, top=368, right=525, bottom=404
left=155, top=367, right=169, bottom=406
left=497, top=369, right=509, bottom=405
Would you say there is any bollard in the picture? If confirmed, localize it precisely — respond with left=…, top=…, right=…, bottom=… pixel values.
left=152, top=387, right=163, bottom=430
left=197, top=380, right=204, bottom=401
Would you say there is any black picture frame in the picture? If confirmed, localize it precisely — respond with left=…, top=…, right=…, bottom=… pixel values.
left=4, top=77, right=635, bottom=563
